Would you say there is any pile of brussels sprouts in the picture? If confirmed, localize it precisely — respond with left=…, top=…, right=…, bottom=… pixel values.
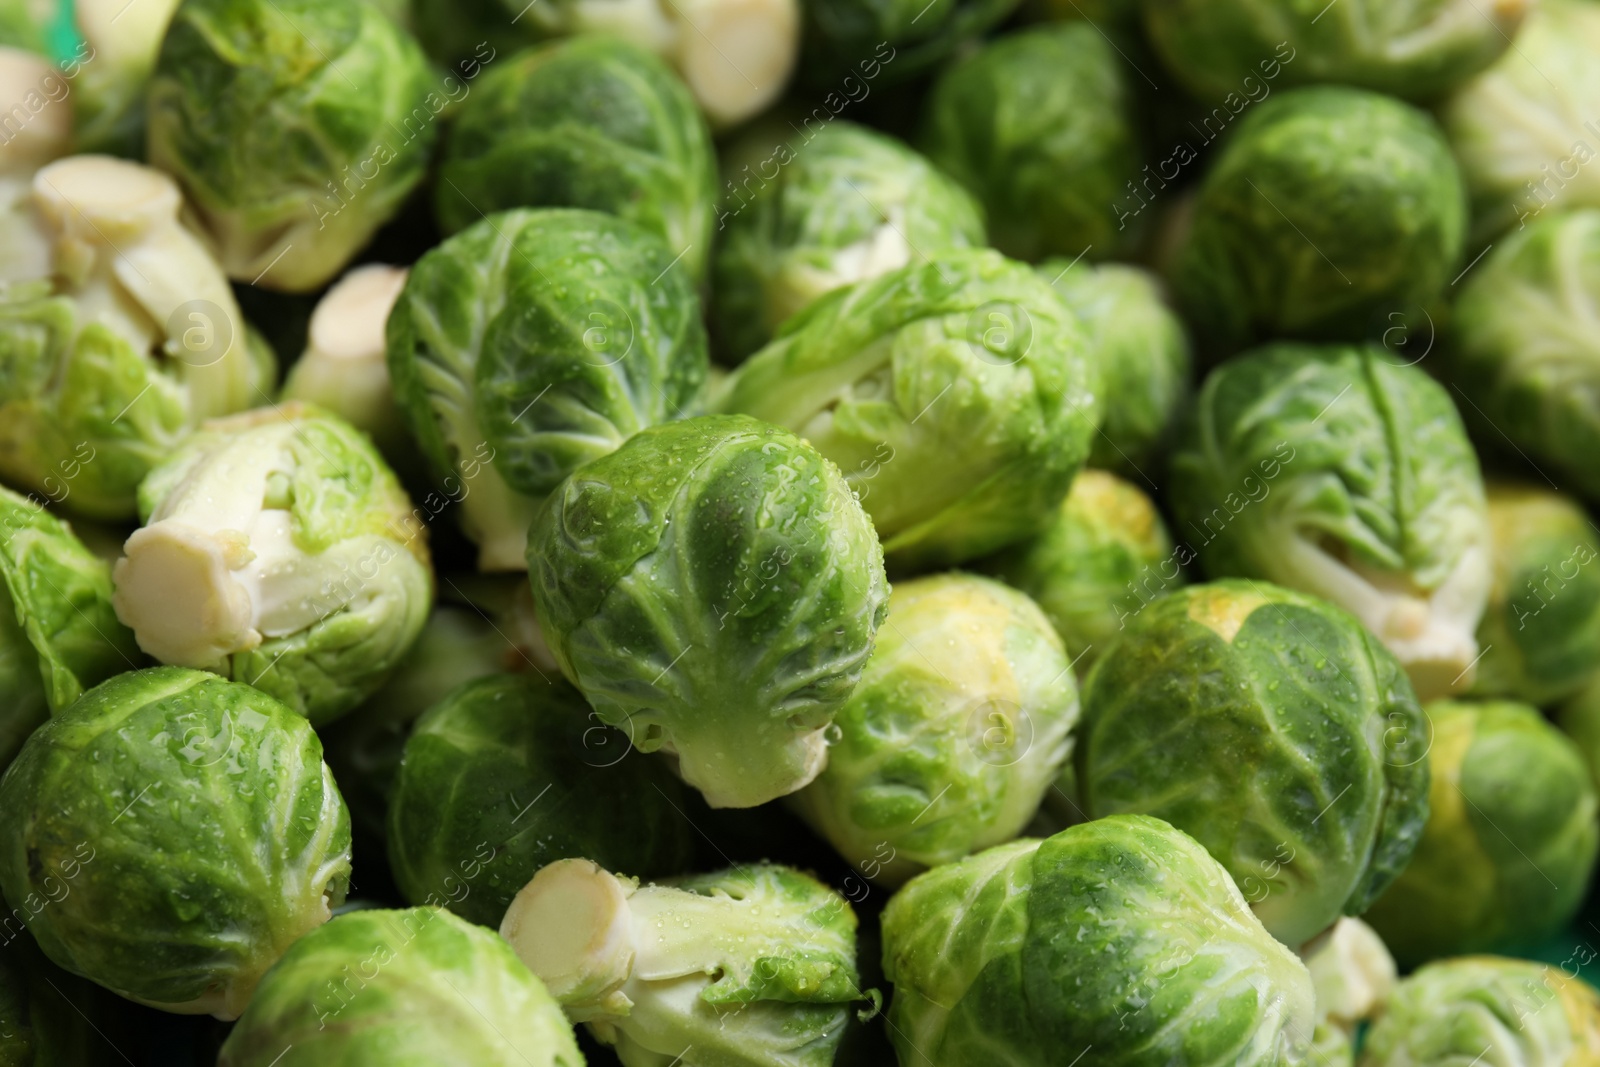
left=5, top=0, right=1600, bottom=1063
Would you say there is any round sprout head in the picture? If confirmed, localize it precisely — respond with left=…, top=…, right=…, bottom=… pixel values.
left=436, top=36, right=717, bottom=279
left=1079, top=581, right=1432, bottom=947
left=1363, top=700, right=1599, bottom=967
left=0, top=667, right=352, bottom=1019
left=502, top=858, right=869, bottom=1067
left=879, top=816, right=1318, bottom=1066
left=527, top=414, right=888, bottom=809
left=713, top=120, right=986, bottom=361
left=920, top=24, right=1143, bottom=262
left=717, top=248, right=1102, bottom=569
left=111, top=404, right=433, bottom=725
left=388, top=672, right=696, bottom=926
left=1170, top=86, right=1466, bottom=354
left=790, top=574, right=1079, bottom=885
left=799, top=0, right=1020, bottom=87
left=1170, top=343, right=1492, bottom=701
left=387, top=207, right=709, bottom=572
left=219, top=907, right=583, bottom=1066
left=984, top=469, right=1185, bottom=671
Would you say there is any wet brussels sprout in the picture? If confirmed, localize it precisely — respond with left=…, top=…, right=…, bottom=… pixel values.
left=789, top=574, right=1078, bottom=885
left=0, top=155, right=262, bottom=520
left=1363, top=700, right=1598, bottom=967
left=0, top=667, right=352, bottom=1018
left=527, top=414, right=888, bottom=809
left=800, top=0, right=1017, bottom=87
left=503, top=858, right=870, bottom=1067
left=1078, top=581, right=1431, bottom=947
left=388, top=673, right=696, bottom=926
left=388, top=208, right=709, bottom=572
left=880, top=815, right=1318, bottom=1066
left=0, top=486, right=138, bottom=772
left=984, top=469, right=1184, bottom=671
left=713, top=121, right=986, bottom=361
left=1169, top=86, right=1466, bottom=354
left=1170, top=343, right=1491, bottom=701
left=1040, top=262, right=1191, bottom=474
left=1142, top=0, right=1528, bottom=104
left=1362, top=956, right=1600, bottom=1066
left=1445, top=210, right=1600, bottom=503
left=110, top=404, right=433, bottom=725
left=219, top=906, right=583, bottom=1066
left=717, top=249, right=1101, bottom=570
left=1439, top=0, right=1600, bottom=240
left=435, top=37, right=716, bottom=279
left=1471, top=484, right=1600, bottom=705
left=146, top=0, right=438, bottom=293
left=1300, top=918, right=1396, bottom=1057
left=921, top=24, right=1143, bottom=262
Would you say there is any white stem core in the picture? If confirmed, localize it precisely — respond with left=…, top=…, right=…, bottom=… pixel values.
left=501, top=859, right=637, bottom=1011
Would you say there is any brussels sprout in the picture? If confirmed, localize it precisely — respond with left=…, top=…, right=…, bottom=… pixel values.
left=717, top=249, right=1101, bottom=569
left=527, top=414, right=888, bottom=809
left=800, top=0, right=1017, bottom=87
left=1363, top=700, right=1597, bottom=967
left=1169, top=86, right=1466, bottom=353
left=1170, top=343, right=1491, bottom=700
left=1142, top=0, right=1527, bottom=104
left=110, top=404, right=433, bottom=725
left=1559, top=676, right=1600, bottom=795
left=1445, top=210, right=1600, bottom=503
left=789, top=574, right=1078, bottom=884
left=880, top=815, right=1318, bottom=1066
left=218, top=906, right=582, bottom=1066
left=920, top=24, right=1143, bottom=262
left=1040, top=262, right=1191, bottom=475
left=1079, top=581, right=1431, bottom=947
left=1471, top=484, right=1600, bottom=705
left=713, top=121, right=986, bottom=361
left=145, top=0, right=438, bottom=292
left=388, top=673, right=696, bottom=926
left=388, top=208, right=709, bottom=572
left=1362, top=956, right=1600, bottom=1066
left=1439, top=0, right=1600, bottom=241
left=0, top=155, right=262, bottom=520
left=0, top=667, right=352, bottom=1018
left=984, top=469, right=1184, bottom=671
left=502, top=858, right=870, bottom=1067
left=435, top=37, right=716, bottom=279
left=0, top=486, right=138, bottom=772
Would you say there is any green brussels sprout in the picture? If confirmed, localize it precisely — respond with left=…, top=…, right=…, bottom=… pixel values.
left=984, top=469, right=1184, bottom=672
left=0, top=155, right=264, bottom=520
left=1445, top=210, right=1600, bottom=503
left=920, top=24, right=1144, bottom=262
left=1363, top=700, right=1598, bottom=967
left=502, top=858, right=870, bottom=1067
left=1078, top=581, right=1431, bottom=947
left=1299, top=917, right=1396, bottom=1056
left=1170, top=343, right=1491, bottom=701
left=1039, top=262, right=1191, bottom=474
left=0, top=486, right=138, bottom=772
left=1439, top=0, right=1600, bottom=241
left=1471, top=484, right=1600, bottom=705
left=218, top=906, right=583, bottom=1066
left=1169, top=86, right=1466, bottom=353
left=717, top=249, right=1101, bottom=569
left=435, top=37, right=716, bottom=280
left=1142, top=0, right=1528, bottom=104
left=789, top=573, right=1078, bottom=885
left=388, top=673, right=696, bottom=926
left=527, top=414, right=888, bottom=809
left=0, top=667, right=352, bottom=1018
left=880, top=815, right=1318, bottom=1067
left=800, top=0, right=1017, bottom=87
left=1558, top=676, right=1600, bottom=795
left=146, top=0, right=438, bottom=292
left=713, top=121, right=986, bottom=362
left=1361, top=956, right=1600, bottom=1066
left=388, top=208, right=709, bottom=572
left=110, top=404, right=433, bottom=725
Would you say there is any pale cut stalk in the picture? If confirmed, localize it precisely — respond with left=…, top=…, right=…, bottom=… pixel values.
left=0, top=47, right=73, bottom=174
left=282, top=264, right=409, bottom=442
left=1299, top=917, right=1397, bottom=1029
left=669, top=719, right=829, bottom=808
left=500, top=859, right=637, bottom=1017
left=75, top=0, right=183, bottom=72
left=667, top=0, right=799, bottom=127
